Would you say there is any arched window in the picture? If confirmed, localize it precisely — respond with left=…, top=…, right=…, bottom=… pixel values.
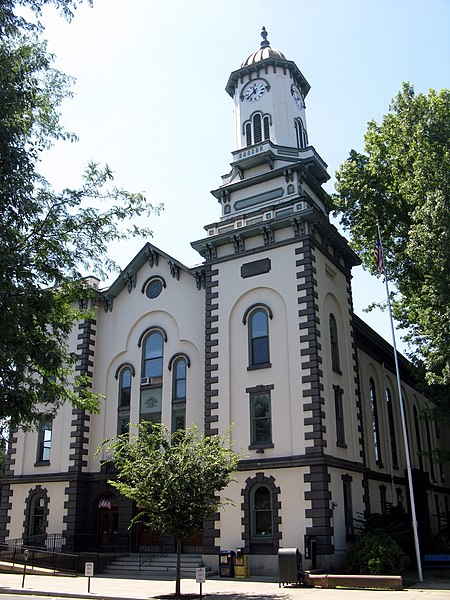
left=369, top=378, right=383, bottom=466
left=248, top=308, right=270, bottom=368
left=171, top=357, right=187, bottom=432
left=25, top=487, right=49, bottom=546
left=245, top=122, right=252, bottom=146
left=140, top=331, right=164, bottom=423
left=251, top=485, right=273, bottom=538
left=242, top=475, right=281, bottom=555
left=294, top=118, right=308, bottom=148
left=253, top=113, right=262, bottom=143
left=329, top=314, right=341, bottom=373
left=243, top=112, right=271, bottom=147
left=386, top=387, right=398, bottom=468
left=263, top=115, right=270, bottom=140
left=142, top=331, right=164, bottom=381
left=117, top=367, right=132, bottom=435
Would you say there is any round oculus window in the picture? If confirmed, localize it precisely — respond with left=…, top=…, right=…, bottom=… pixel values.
left=146, top=279, right=163, bottom=299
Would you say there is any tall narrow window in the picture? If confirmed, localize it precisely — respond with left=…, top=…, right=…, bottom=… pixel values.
left=386, top=387, right=398, bottom=468
left=26, top=492, right=47, bottom=545
left=334, top=385, right=345, bottom=446
left=369, top=378, right=383, bottom=466
left=245, top=122, right=252, bottom=146
left=36, top=419, right=52, bottom=464
left=379, top=485, right=388, bottom=514
left=329, top=314, right=341, bottom=373
left=141, top=331, right=164, bottom=423
left=425, top=418, right=435, bottom=481
left=251, top=485, right=273, bottom=538
left=248, top=308, right=270, bottom=368
left=142, top=332, right=164, bottom=381
left=253, top=113, right=262, bottom=143
left=342, top=475, right=354, bottom=539
left=171, top=357, right=187, bottom=432
left=434, top=495, right=441, bottom=533
left=263, top=115, right=270, bottom=140
left=413, top=405, right=423, bottom=470
left=249, top=389, right=273, bottom=448
left=117, top=367, right=132, bottom=435
left=294, top=118, right=307, bottom=149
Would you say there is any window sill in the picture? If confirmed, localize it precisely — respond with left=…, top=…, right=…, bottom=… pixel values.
left=247, top=363, right=272, bottom=371
left=34, top=460, right=50, bottom=467
left=248, top=443, right=274, bottom=451
left=336, top=441, right=347, bottom=448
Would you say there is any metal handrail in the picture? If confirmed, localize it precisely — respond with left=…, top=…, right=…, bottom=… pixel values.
left=139, top=544, right=172, bottom=570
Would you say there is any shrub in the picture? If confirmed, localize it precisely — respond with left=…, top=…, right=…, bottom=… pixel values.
left=346, top=531, right=410, bottom=575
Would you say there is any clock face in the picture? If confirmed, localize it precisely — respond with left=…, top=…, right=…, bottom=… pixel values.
left=243, top=81, right=266, bottom=102
left=291, top=85, right=304, bottom=109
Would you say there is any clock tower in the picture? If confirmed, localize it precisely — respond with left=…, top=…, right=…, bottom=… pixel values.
left=193, top=27, right=333, bottom=244
left=227, top=26, right=310, bottom=152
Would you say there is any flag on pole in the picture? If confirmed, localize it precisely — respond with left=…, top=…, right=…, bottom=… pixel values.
left=374, top=239, right=384, bottom=274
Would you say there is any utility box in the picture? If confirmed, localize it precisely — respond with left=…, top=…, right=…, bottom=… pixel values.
left=219, top=550, right=235, bottom=577
left=234, top=551, right=249, bottom=578
left=278, top=547, right=303, bottom=587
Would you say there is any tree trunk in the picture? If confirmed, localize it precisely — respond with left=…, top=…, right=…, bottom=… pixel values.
left=175, top=537, right=181, bottom=597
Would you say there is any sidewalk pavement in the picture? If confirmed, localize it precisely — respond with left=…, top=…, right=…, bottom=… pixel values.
left=0, top=571, right=449, bottom=600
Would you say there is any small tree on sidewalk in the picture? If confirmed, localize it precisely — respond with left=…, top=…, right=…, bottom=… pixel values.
left=99, top=422, right=239, bottom=597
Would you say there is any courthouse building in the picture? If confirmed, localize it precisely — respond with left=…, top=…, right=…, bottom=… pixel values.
left=1, top=29, right=449, bottom=573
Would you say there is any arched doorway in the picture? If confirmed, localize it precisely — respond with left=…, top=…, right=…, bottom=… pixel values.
left=24, top=487, right=49, bottom=547
left=96, top=494, right=119, bottom=551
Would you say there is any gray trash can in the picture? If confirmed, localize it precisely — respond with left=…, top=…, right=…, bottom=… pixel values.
left=278, top=547, right=303, bottom=587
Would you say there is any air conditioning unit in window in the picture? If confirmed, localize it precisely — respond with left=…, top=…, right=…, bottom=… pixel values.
left=141, top=377, right=151, bottom=386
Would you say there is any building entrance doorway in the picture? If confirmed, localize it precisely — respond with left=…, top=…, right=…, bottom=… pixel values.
left=97, top=496, right=119, bottom=550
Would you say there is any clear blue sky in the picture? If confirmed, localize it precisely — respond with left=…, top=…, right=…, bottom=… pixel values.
left=38, top=0, right=450, bottom=354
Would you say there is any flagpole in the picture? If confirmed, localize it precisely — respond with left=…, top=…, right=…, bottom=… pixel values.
left=376, top=222, right=423, bottom=582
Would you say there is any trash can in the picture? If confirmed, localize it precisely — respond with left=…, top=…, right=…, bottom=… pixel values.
left=278, top=547, right=303, bottom=587
left=234, top=549, right=249, bottom=578
left=219, top=550, right=235, bottom=577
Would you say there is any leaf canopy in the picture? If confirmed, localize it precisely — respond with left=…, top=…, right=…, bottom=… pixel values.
left=333, top=83, right=450, bottom=420
left=0, top=2, right=162, bottom=431
left=101, top=423, right=240, bottom=541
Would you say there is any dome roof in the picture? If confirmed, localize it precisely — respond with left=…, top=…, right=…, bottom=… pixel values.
left=241, top=27, right=286, bottom=67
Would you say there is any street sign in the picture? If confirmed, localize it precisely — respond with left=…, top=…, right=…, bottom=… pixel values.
left=85, top=562, right=94, bottom=577
left=196, top=567, right=206, bottom=583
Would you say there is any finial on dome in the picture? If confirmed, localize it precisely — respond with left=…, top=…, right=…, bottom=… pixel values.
left=260, top=26, right=270, bottom=49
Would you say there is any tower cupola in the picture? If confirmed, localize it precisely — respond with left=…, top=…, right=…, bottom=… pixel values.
left=241, top=26, right=286, bottom=66
left=225, top=27, right=311, bottom=152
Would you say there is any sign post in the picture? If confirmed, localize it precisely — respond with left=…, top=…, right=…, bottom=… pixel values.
left=85, top=561, right=94, bottom=593
left=21, top=549, right=29, bottom=589
left=195, top=567, right=206, bottom=599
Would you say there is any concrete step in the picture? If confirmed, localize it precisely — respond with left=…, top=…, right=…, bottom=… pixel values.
left=104, top=553, right=217, bottom=578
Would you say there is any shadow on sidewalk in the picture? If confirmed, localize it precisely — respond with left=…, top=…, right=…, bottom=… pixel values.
left=154, top=593, right=293, bottom=599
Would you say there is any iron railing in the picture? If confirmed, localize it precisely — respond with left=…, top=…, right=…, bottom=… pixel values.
left=0, top=541, right=77, bottom=576
left=3, top=532, right=130, bottom=554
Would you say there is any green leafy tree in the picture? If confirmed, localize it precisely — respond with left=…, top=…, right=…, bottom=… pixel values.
left=0, top=2, right=161, bottom=432
left=100, top=423, right=240, bottom=597
left=333, top=83, right=450, bottom=421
